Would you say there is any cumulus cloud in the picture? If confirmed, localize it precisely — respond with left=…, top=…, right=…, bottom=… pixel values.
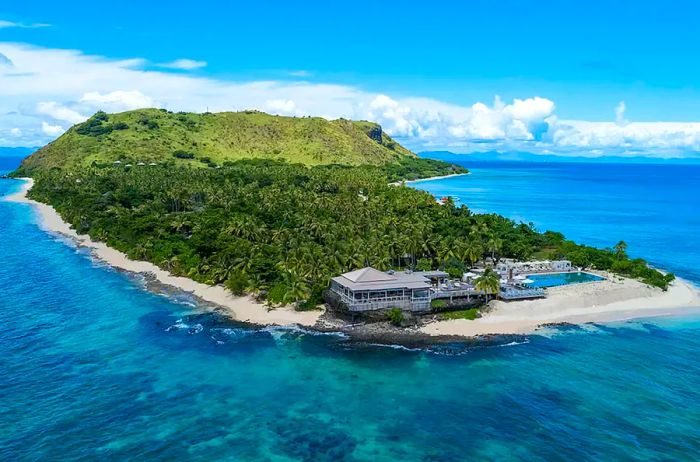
left=158, top=59, right=207, bottom=70
left=365, top=94, right=556, bottom=143
left=265, top=99, right=304, bottom=116
left=41, top=121, right=64, bottom=136
left=36, top=101, right=85, bottom=124
left=10, top=128, right=22, bottom=137
left=80, top=90, right=156, bottom=111
left=1, top=41, right=700, bottom=157
left=547, top=119, right=700, bottom=151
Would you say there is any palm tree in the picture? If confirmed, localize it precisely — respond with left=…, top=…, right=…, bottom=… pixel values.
left=485, top=235, right=503, bottom=263
left=474, top=268, right=500, bottom=303
left=464, top=240, right=483, bottom=268
left=614, top=240, right=628, bottom=260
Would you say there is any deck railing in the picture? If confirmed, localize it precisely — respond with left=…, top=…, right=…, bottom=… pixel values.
left=332, top=290, right=431, bottom=312
left=499, top=287, right=546, bottom=300
left=432, top=287, right=483, bottom=299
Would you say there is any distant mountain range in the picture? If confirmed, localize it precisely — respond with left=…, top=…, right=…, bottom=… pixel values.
left=420, top=150, right=700, bottom=164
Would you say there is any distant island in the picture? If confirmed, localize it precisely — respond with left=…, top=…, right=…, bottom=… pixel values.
left=8, top=109, right=692, bottom=340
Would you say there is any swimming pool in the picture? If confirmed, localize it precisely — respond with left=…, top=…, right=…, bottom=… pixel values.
left=524, top=271, right=605, bottom=288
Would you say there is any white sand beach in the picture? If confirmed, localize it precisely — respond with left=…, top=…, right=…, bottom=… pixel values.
left=421, top=274, right=700, bottom=337
left=389, top=172, right=470, bottom=186
left=5, top=178, right=323, bottom=327
left=406, top=172, right=470, bottom=183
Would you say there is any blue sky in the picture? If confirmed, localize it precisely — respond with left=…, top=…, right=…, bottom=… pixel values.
left=2, top=0, right=700, bottom=157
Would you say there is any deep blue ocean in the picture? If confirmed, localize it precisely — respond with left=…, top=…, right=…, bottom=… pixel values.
left=413, top=161, right=700, bottom=285
left=2, top=156, right=700, bottom=461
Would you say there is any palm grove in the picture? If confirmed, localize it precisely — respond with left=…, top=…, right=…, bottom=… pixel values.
left=23, top=159, right=674, bottom=310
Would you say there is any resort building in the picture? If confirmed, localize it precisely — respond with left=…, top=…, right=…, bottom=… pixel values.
left=329, top=268, right=434, bottom=312
left=497, top=259, right=572, bottom=277
left=329, top=265, right=553, bottom=313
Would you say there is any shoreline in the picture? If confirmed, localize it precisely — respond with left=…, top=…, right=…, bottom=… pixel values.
left=390, top=172, right=470, bottom=187
left=4, top=178, right=323, bottom=328
left=405, top=172, right=470, bottom=183
left=420, top=273, right=700, bottom=337
left=5, top=177, right=700, bottom=342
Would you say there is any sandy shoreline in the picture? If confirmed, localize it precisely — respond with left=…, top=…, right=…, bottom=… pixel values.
left=390, top=172, right=470, bottom=186
left=421, top=273, right=700, bottom=337
left=406, top=172, right=471, bottom=183
left=4, top=178, right=323, bottom=327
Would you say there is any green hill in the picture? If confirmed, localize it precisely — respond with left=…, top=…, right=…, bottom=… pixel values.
left=17, top=109, right=418, bottom=174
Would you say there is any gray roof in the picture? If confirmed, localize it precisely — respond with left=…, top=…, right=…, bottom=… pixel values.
left=332, top=267, right=431, bottom=291
left=414, top=270, right=449, bottom=278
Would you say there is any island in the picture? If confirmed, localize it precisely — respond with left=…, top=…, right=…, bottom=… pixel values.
left=7, top=108, right=699, bottom=342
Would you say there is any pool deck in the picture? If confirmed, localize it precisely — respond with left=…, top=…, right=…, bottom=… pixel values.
left=523, top=271, right=607, bottom=288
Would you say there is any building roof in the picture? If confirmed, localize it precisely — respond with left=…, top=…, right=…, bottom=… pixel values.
left=332, top=267, right=431, bottom=291
left=343, top=267, right=396, bottom=283
left=414, top=270, right=450, bottom=278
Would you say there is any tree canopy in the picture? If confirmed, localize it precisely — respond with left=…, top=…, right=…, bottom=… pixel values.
left=26, top=159, right=674, bottom=310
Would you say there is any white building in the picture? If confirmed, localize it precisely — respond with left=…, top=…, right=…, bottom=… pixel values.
left=496, top=259, right=572, bottom=276
left=329, top=267, right=441, bottom=312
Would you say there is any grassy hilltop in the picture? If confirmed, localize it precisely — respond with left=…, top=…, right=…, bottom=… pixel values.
left=17, top=109, right=424, bottom=174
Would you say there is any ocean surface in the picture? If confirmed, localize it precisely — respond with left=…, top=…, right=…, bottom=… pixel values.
left=2, top=156, right=700, bottom=461
left=412, top=161, right=700, bottom=285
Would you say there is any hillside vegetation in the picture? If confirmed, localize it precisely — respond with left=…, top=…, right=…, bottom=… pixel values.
left=17, top=109, right=421, bottom=174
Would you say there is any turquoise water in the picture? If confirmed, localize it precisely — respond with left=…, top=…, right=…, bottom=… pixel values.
left=3, top=157, right=700, bottom=460
left=525, top=272, right=605, bottom=288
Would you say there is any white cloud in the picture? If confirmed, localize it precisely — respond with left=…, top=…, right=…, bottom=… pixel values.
left=10, top=127, right=22, bottom=136
left=41, top=121, right=64, bottom=136
left=615, top=101, right=628, bottom=126
left=265, top=99, right=304, bottom=116
left=547, top=119, right=700, bottom=151
left=1, top=41, right=700, bottom=158
left=36, top=101, right=85, bottom=124
left=80, top=90, right=156, bottom=111
left=0, top=20, right=50, bottom=29
left=158, top=59, right=207, bottom=70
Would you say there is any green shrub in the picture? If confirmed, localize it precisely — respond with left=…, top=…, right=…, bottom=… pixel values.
left=225, top=271, right=249, bottom=296
left=76, top=112, right=113, bottom=136
left=431, top=299, right=446, bottom=310
left=199, top=156, right=217, bottom=167
left=138, top=116, right=159, bottom=130
left=441, top=308, right=479, bottom=320
left=297, top=284, right=324, bottom=311
left=93, top=111, right=109, bottom=122
left=173, top=150, right=195, bottom=159
left=387, top=307, right=404, bottom=326
left=416, top=258, right=432, bottom=271
left=267, top=283, right=288, bottom=305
